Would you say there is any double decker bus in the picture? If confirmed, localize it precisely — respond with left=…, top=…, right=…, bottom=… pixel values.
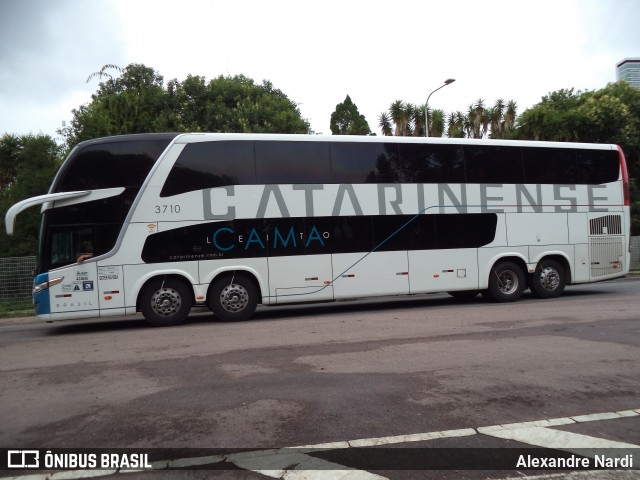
left=5, top=133, right=631, bottom=326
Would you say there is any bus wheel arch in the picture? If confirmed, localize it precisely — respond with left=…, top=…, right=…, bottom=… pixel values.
left=484, top=257, right=527, bottom=302
left=529, top=256, right=569, bottom=299
left=207, top=271, right=260, bottom=322
left=138, top=275, right=194, bottom=327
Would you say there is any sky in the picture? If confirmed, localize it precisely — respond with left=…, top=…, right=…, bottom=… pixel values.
left=1, top=0, right=639, bottom=139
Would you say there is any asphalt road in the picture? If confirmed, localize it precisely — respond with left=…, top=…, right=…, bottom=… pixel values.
left=0, top=277, right=639, bottom=479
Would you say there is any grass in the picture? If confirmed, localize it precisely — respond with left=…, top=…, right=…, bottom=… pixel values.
left=0, top=298, right=34, bottom=318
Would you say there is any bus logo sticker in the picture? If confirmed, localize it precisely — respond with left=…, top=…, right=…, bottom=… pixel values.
left=83, top=281, right=94, bottom=291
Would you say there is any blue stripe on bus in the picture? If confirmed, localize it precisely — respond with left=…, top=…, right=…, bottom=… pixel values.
left=33, top=273, right=51, bottom=315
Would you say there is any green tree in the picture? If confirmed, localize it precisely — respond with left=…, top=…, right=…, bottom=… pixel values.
left=378, top=112, right=393, bottom=136
left=377, top=98, right=516, bottom=139
left=466, top=99, right=489, bottom=139
left=412, top=104, right=426, bottom=137
left=516, top=82, right=640, bottom=233
left=379, top=101, right=429, bottom=137
left=59, top=64, right=311, bottom=150
left=0, top=134, right=61, bottom=257
left=447, top=111, right=466, bottom=138
left=0, top=134, right=21, bottom=191
left=389, top=100, right=410, bottom=136
left=429, top=109, right=445, bottom=137
left=330, top=95, right=372, bottom=135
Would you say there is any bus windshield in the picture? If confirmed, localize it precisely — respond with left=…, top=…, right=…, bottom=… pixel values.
left=37, top=134, right=176, bottom=273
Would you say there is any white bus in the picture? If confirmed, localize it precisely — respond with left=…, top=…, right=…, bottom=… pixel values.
left=5, top=133, right=631, bottom=326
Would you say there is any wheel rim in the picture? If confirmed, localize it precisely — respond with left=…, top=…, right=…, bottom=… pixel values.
left=151, top=287, right=182, bottom=317
left=497, top=270, right=518, bottom=295
left=219, top=283, right=249, bottom=313
left=539, top=266, right=560, bottom=291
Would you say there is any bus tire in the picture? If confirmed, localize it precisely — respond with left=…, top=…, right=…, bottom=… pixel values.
left=530, top=259, right=566, bottom=299
left=487, top=261, right=525, bottom=302
left=140, top=277, right=192, bottom=327
left=209, top=274, right=258, bottom=322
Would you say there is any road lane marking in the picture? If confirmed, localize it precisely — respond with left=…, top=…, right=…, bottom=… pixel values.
left=479, top=425, right=639, bottom=450
left=571, top=412, right=629, bottom=423
left=2, top=407, right=638, bottom=480
left=228, top=451, right=388, bottom=479
left=344, top=428, right=476, bottom=448
left=477, top=408, right=639, bottom=434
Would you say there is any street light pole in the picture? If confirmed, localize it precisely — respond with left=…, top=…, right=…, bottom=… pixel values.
left=425, top=78, right=456, bottom=137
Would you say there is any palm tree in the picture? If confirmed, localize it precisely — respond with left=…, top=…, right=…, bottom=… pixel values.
left=503, top=100, right=518, bottom=136
left=378, top=112, right=393, bottom=136
left=488, top=99, right=505, bottom=138
left=447, top=111, right=465, bottom=138
left=404, top=103, right=416, bottom=136
left=466, top=99, right=489, bottom=138
left=412, top=104, right=426, bottom=137
left=86, top=64, right=123, bottom=83
left=389, top=100, right=410, bottom=136
left=430, top=109, right=446, bottom=137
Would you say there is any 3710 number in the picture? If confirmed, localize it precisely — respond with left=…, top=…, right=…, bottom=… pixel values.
left=154, top=204, right=181, bottom=214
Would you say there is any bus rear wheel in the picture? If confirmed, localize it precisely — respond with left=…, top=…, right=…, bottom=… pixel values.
left=208, top=274, right=258, bottom=322
left=530, top=259, right=566, bottom=299
left=140, top=277, right=193, bottom=327
left=487, top=261, right=525, bottom=302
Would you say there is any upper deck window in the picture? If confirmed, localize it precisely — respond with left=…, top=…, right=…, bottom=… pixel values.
left=54, top=137, right=174, bottom=192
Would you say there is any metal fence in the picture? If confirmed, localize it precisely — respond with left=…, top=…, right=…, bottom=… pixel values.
left=0, top=256, right=37, bottom=310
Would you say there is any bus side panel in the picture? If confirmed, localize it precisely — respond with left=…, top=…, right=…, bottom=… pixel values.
left=97, top=265, right=126, bottom=315
left=568, top=213, right=589, bottom=283
left=269, top=255, right=333, bottom=304
left=46, top=263, right=100, bottom=320
left=506, top=213, right=569, bottom=247
left=332, top=251, right=409, bottom=299
left=408, top=248, right=479, bottom=294
left=586, top=210, right=627, bottom=280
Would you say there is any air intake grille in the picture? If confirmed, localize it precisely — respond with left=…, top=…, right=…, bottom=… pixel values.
left=590, top=237, right=624, bottom=277
left=589, top=215, right=622, bottom=236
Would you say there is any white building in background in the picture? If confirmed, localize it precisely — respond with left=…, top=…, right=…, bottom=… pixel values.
left=616, top=58, right=640, bottom=88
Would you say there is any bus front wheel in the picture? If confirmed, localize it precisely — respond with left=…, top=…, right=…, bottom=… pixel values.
left=487, top=261, right=526, bottom=302
left=208, top=274, right=258, bottom=322
left=140, top=277, right=193, bottom=327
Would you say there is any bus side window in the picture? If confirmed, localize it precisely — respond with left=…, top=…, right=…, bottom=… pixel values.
left=255, top=141, right=331, bottom=184
left=161, top=141, right=256, bottom=197
left=330, top=142, right=400, bottom=183
left=465, top=145, right=524, bottom=184
left=523, top=148, right=578, bottom=184
left=398, top=143, right=464, bottom=183
left=578, top=149, right=619, bottom=184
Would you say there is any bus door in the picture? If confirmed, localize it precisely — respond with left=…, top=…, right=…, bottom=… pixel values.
left=39, top=262, right=100, bottom=320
